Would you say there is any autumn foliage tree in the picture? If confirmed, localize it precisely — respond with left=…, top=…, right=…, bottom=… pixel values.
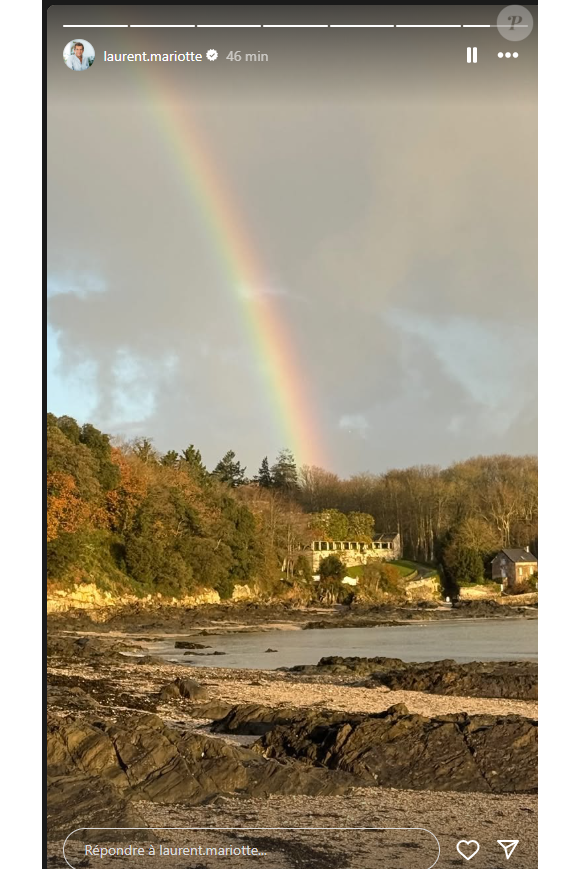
left=46, top=472, right=96, bottom=542
left=46, top=415, right=273, bottom=598
left=358, top=562, right=405, bottom=600
left=46, top=416, right=111, bottom=579
left=46, top=413, right=537, bottom=601
left=106, top=448, right=149, bottom=535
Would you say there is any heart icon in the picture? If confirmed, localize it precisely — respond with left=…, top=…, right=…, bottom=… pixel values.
left=456, top=840, right=480, bottom=861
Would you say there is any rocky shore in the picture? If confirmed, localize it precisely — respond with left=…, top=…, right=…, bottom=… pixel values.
left=47, top=597, right=537, bottom=636
left=47, top=622, right=538, bottom=856
left=285, top=656, right=537, bottom=699
left=48, top=700, right=536, bottom=839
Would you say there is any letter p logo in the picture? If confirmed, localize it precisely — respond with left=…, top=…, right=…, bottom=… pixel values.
left=497, top=5, right=534, bottom=42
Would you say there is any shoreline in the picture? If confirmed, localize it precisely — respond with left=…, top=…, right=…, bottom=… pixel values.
left=48, top=657, right=539, bottom=721
left=47, top=599, right=538, bottom=641
left=47, top=623, right=538, bottom=862
left=56, top=612, right=537, bottom=639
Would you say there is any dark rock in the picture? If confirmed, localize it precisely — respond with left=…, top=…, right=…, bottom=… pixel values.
left=158, top=678, right=209, bottom=701
left=212, top=703, right=362, bottom=737
left=47, top=672, right=159, bottom=714
left=110, top=641, right=142, bottom=652
left=286, top=657, right=537, bottom=700
left=159, top=683, right=181, bottom=700
left=385, top=702, right=410, bottom=717
left=463, top=715, right=538, bottom=793
left=47, top=710, right=360, bottom=833
left=186, top=700, right=233, bottom=720
left=175, top=641, right=210, bottom=649
left=451, top=600, right=533, bottom=618
left=265, top=648, right=278, bottom=653
left=47, top=686, right=100, bottom=711
left=286, top=656, right=407, bottom=676
left=375, top=662, right=537, bottom=700
left=47, top=774, right=155, bottom=842
left=176, top=678, right=209, bottom=700
left=255, top=705, right=537, bottom=794
left=46, top=635, right=145, bottom=662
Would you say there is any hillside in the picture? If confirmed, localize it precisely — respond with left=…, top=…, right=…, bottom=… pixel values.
left=46, top=414, right=538, bottom=603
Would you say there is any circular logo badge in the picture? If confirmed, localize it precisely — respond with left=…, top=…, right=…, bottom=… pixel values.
left=497, top=5, right=534, bottom=42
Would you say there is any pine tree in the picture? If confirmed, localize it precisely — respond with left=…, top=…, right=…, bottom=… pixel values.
left=161, top=450, right=179, bottom=468
left=180, top=445, right=207, bottom=477
left=79, top=422, right=120, bottom=491
left=213, top=450, right=247, bottom=487
left=132, top=438, right=157, bottom=464
left=256, top=456, right=272, bottom=488
left=271, top=449, right=298, bottom=492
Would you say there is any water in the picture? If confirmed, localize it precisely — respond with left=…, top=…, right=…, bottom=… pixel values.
left=148, top=617, right=537, bottom=670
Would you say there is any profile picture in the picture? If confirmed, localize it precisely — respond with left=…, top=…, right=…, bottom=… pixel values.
left=63, top=39, right=95, bottom=72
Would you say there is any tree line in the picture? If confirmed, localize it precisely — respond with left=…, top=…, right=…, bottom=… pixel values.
left=46, top=415, right=308, bottom=598
left=46, top=414, right=537, bottom=598
left=297, top=458, right=537, bottom=590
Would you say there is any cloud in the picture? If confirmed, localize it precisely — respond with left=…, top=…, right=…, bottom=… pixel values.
left=387, top=308, right=536, bottom=425
left=47, top=272, right=107, bottom=299
left=47, top=93, right=536, bottom=474
left=339, top=414, right=370, bottom=438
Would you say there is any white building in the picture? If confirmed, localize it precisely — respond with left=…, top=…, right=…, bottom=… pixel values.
left=305, top=532, right=401, bottom=572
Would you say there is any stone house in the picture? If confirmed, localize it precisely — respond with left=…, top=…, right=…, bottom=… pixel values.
left=306, top=532, right=401, bottom=573
left=491, top=547, right=538, bottom=592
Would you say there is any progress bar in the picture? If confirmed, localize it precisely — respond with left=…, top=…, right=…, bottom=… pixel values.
left=62, top=23, right=531, bottom=29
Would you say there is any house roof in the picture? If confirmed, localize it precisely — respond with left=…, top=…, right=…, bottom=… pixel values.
left=373, top=532, right=399, bottom=542
left=495, top=548, right=538, bottom=564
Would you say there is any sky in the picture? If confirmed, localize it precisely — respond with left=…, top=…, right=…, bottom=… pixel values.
left=47, top=6, right=538, bottom=477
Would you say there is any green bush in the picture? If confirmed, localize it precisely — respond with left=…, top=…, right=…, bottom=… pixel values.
left=317, top=576, right=352, bottom=605
left=293, top=554, right=313, bottom=583
left=46, top=532, right=85, bottom=579
left=319, top=553, right=345, bottom=581
left=357, top=562, right=406, bottom=599
left=442, top=542, right=484, bottom=588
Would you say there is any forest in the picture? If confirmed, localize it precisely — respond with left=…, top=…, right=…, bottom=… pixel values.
left=46, top=414, right=538, bottom=599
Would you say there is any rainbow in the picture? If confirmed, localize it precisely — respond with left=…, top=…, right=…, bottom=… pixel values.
left=141, top=75, right=324, bottom=469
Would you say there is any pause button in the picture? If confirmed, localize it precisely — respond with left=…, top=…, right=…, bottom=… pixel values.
left=466, top=47, right=478, bottom=63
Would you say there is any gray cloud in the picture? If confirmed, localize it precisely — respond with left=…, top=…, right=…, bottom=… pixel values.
left=48, top=64, right=536, bottom=475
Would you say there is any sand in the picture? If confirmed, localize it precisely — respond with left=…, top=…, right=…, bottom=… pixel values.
left=47, top=629, right=538, bottom=869
left=48, top=654, right=538, bottom=721
left=52, top=789, right=537, bottom=869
